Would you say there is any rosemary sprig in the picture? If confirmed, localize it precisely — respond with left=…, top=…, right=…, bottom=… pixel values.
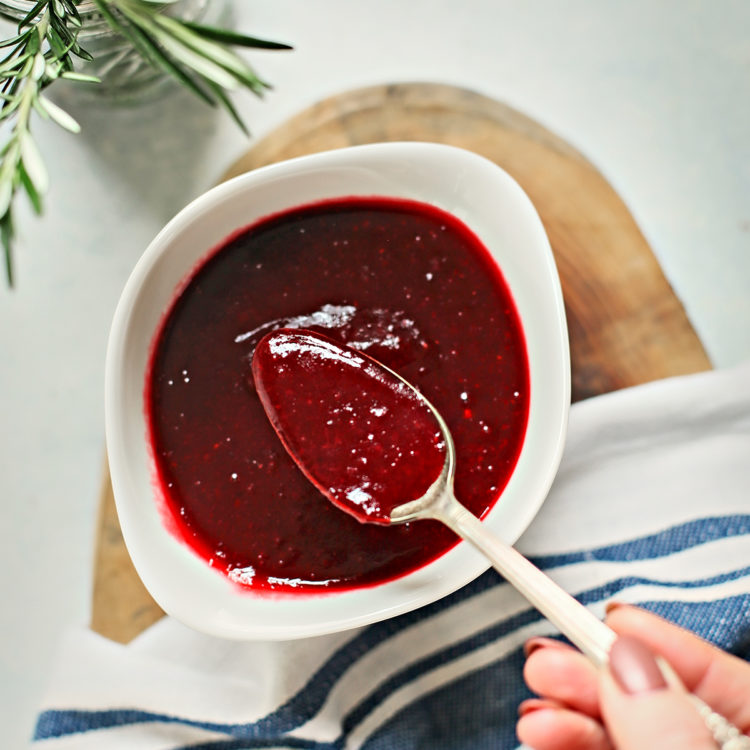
left=0, top=0, right=292, bottom=286
left=0, top=0, right=95, bottom=285
left=91, top=0, right=292, bottom=107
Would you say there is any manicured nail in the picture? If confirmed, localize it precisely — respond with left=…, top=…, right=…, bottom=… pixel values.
left=518, top=698, right=557, bottom=717
left=609, top=636, right=667, bottom=694
left=523, top=636, right=568, bottom=657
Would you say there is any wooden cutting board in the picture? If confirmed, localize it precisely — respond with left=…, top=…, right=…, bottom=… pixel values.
left=91, top=82, right=712, bottom=643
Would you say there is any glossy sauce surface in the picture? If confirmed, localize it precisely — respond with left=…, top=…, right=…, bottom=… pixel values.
left=147, top=197, right=529, bottom=592
left=252, top=329, right=447, bottom=524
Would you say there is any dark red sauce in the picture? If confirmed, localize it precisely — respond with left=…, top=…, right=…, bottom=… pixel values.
left=252, top=329, right=447, bottom=524
left=147, top=197, right=529, bottom=592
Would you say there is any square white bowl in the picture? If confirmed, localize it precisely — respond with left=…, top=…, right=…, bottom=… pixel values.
left=105, top=141, right=570, bottom=640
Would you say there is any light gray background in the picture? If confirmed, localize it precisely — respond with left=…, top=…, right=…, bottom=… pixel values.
left=2, top=2, right=748, bottom=745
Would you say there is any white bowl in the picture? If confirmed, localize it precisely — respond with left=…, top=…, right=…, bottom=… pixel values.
left=105, top=142, right=570, bottom=640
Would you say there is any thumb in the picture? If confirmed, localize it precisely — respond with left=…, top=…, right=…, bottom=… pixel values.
left=599, top=636, right=717, bottom=750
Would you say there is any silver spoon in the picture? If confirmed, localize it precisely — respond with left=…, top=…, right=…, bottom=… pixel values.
left=253, top=328, right=748, bottom=748
left=252, top=326, right=613, bottom=662
left=408, top=391, right=750, bottom=749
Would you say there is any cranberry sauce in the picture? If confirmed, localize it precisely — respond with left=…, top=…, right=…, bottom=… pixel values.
left=147, top=197, right=529, bottom=592
left=252, top=329, right=447, bottom=524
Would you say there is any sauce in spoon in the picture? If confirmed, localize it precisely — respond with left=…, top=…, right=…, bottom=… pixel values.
left=252, top=328, right=447, bottom=524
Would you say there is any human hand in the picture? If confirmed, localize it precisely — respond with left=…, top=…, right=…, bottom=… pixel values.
left=517, top=604, right=750, bottom=750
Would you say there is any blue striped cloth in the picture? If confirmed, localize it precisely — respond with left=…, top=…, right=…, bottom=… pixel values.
left=32, top=363, right=750, bottom=749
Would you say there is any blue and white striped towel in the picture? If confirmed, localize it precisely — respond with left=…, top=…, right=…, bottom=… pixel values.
left=32, top=362, right=750, bottom=749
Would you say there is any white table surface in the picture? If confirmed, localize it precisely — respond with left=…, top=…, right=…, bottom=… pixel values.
left=2, top=1, right=749, bottom=745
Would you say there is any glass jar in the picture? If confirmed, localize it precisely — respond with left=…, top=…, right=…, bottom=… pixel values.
left=0, top=0, right=230, bottom=103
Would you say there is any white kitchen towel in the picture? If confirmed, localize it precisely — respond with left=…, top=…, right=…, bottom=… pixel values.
left=31, top=362, right=750, bottom=749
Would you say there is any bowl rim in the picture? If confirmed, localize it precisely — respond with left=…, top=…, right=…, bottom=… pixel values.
left=105, top=140, right=570, bottom=640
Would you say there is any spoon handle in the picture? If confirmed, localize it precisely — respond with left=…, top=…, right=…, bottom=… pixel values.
left=434, top=494, right=616, bottom=665
left=435, top=497, right=750, bottom=749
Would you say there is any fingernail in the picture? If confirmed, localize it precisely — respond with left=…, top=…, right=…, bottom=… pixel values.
left=518, top=698, right=556, bottom=717
left=609, top=635, right=667, bottom=694
left=523, top=636, right=567, bottom=657
left=605, top=601, right=627, bottom=615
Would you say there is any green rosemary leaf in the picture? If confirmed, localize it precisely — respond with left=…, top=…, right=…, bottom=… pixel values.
left=87, top=1, right=148, bottom=56
left=2, top=42, right=25, bottom=58
left=31, top=96, right=46, bottom=118
left=0, top=139, right=19, bottom=173
left=19, top=161, right=42, bottom=214
left=0, top=47, right=24, bottom=65
left=154, top=16, right=233, bottom=69
left=71, top=43, right=93, bottom=62
left=19, top=130, right=47, bottom=194
left=46, top=27, right=79, bottom=62
left=59, top=70, right=100, bottom=83
left=119, top=8, right=239, bottom=90
left=181, top=22, right=293, bottom=51
left=153, top=15, right=268, bottom=96
left=0, top=33, right=30, bottom=49
left=0, top=92, right=21, bottom=118
left=48, top=16, right=74, bottom=45
left=26, top=30, right=40, bottom=55
left=152, top=31, right=239, bottom=90
left=30, top=52, right=45, bottom=80
left=107, top=4, right=218, bottom=106
left=1, top=209, right=14, bottom=287
left=37, top=95, right=80, bottom=131
left=19, top=0, right=48, bottom=31
left=46, top=27, right=67, bottom=57
left=20, top=53, right=35, bottom=75
left=0, top=175, right=12, bottom=218
left=108, top=6, right=249, bottom=128
left=0, top=55, right=28, bottom=75
left=4, top=56, right=35, bottom=81
left=204, top=79, right=248, bottom=135
left=109, top=14, right=218, bottom=106
left=3, top=68, right=23, bottom=92
left=0, top=68, right=34, bottom=81
left=61, top=1, right=82, bottom=27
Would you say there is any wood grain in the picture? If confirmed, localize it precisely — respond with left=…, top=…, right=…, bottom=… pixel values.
left=92, top=82, right=711, bottom=643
